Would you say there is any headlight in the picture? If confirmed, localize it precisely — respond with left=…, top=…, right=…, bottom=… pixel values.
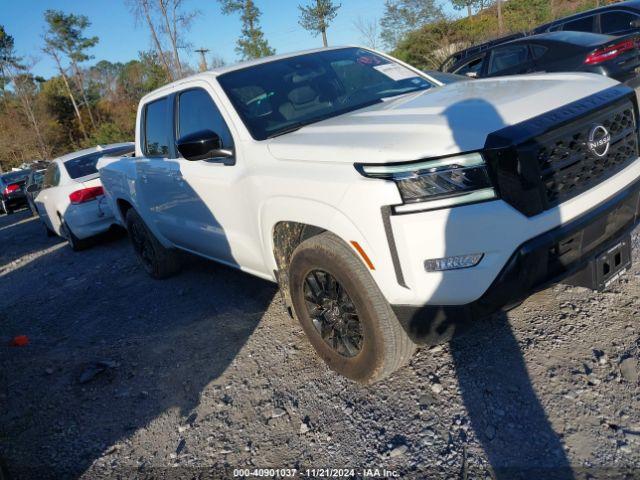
left=356, top=152, right=496, bottom=211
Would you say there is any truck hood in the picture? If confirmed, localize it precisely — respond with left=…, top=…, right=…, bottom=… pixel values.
left=267, top=73, right=621, bottom=163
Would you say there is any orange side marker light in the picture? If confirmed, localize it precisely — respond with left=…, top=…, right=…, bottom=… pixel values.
left=351, top=241, right=375, bottom=270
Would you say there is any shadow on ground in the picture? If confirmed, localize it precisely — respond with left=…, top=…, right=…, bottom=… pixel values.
left=449, top=314, right=573, bottom=479
left=0, top=211, right=277, bottom=479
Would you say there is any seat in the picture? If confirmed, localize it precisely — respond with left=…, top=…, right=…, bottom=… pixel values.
left=278, top=85, right=332, bottom=122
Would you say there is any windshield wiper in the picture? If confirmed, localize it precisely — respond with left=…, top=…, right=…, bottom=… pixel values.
left=267, top=122, right=307, bottom=139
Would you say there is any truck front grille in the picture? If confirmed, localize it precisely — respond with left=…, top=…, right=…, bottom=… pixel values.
left=537, top=101, right=638, bottom=207
left=485, top=87, right=640, bottom=217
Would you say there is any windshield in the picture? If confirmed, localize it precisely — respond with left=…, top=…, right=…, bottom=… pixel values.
left=1, top=170, right=29, bottom=184
left=64, top=146, right=134, bottom=179
left=218, top=47, right=434, bottom=140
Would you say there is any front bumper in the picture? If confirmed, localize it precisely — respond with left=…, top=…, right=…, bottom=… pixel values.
left=392, top=177, right=640, bottom=345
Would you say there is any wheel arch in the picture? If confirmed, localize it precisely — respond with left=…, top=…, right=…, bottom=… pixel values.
left=116, top=198, right=134, bottom=223
left=260, top=197, right=377, bottom=314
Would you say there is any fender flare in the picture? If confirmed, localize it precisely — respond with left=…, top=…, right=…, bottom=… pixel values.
left=258, top=196, right=378, bottom=277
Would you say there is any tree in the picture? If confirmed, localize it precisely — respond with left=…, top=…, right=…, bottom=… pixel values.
left=298, top=0, right=341, bottom=47
left=380, top=0, right=444, bottom=49
left=157, top=0, right=197, bottom=78
left=127, top=0, right=174, bottom=80
left=208, top=53, right=226, bottom=69
left=43, top=10, right=99, bottom=129
left=0, top=25, right=21, bottom=102
left=0, top=26, right=49, bottom=158
left=353, top=17, right=380, bottom=50
left=43, top=42, right=89, bottom=141
left=450, top=0, right=485, bottom=18
left=219, top=0, right=275, bottom=60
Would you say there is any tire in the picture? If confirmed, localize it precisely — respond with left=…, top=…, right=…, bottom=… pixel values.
left=288, top=232, right=416, bottom=384
left=44, top=223, right=56, bottom=237
left=60, top=220, right=89, bottom=251
left=125, top=208, right=182, bottom=279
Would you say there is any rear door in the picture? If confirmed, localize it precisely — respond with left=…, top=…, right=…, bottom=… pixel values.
left=136, top=95, right=181, bottom=239
left=485, top=44, right=535, bottom=77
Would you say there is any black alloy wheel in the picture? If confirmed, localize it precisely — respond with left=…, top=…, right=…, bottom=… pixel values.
left=129, top=217, right=155, bottom=271
left=303, top=269, right=364, bottom=358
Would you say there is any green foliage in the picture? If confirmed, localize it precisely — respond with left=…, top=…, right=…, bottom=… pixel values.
left=298, top=0, right=341, bottom=45
left=380, top=0, right=444, bottom=49
left=219, top=0, right=275, bottom=60
left=43, top=10, right=98, bottom=64
left=0, top=47, right=171, bottom=170
left=393, top=0, right=608, bottom=70
left=450, top=0, right=487, bottom=17
left=86, top=122, right=129, bottom=146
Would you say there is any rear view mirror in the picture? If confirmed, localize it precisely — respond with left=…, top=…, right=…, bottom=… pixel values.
left=176, top=129, right=234, bottom=164
left=465, top=71, right=479, bottom=78
left=26, top=184, right=39, bottom=193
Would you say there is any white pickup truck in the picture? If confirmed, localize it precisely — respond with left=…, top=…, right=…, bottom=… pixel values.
left=99, top=46, right=640, bottom=383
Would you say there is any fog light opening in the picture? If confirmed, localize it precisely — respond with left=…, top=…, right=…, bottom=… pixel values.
left=424, top=253, right=484, bottom=272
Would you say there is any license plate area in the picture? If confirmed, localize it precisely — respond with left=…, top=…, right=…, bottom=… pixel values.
left=595, top=236, right=632, bottom=290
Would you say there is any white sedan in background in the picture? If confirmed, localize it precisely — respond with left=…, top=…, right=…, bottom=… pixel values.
left=33, top=143, right=134, bottom=251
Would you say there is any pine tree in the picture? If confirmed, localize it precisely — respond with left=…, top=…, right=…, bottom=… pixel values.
left=219, top=0, right=275, bottom=60
left=298, top=0, right=341, bottom=48
left=450, top=0, right=485, bottom=18
left=44, top=10, right=99, bottom=129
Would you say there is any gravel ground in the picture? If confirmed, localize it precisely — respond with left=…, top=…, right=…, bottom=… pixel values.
left=1, top=208, right=640, bottom=479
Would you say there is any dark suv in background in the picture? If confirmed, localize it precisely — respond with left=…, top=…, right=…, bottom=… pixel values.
left=534, top=0, right=640, bottom=36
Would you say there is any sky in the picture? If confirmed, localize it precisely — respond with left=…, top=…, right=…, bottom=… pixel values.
left=3, top=0, right=458, bottom=79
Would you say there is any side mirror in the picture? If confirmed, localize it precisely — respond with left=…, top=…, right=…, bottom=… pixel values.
left=26, top=184, right=39, bottom=193
left=465, top=71, right=479, bottom=78
left=176, top=129, right=234, bottom=164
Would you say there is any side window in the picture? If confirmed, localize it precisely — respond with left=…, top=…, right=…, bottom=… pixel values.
left=601, top=11, right=639, bottom=34
left=454, top=56, right=485, bottom=77
left=53, top=166, right=60, bottom=186
left=562, top=15, right=596, bottom=33
left=530, top=44, right=548, bottom=60
left=177, top=89, right=234, bottom=151
left=43, top=164, right=58, bottom=188
left=488, top=45, right=530, bottom=75
left=144, top=97, right=170, bottom=157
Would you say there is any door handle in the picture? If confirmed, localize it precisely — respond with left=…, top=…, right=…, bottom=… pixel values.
left=141, top=174, right=148, bottom=183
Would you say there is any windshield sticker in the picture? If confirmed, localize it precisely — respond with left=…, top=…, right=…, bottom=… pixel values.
left=357, top=54, right=384, bottom=66
left=374, top=63, right=417, bottom=81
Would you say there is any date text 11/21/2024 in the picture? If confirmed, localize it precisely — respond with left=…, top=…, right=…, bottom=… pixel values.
left=232, top=468, right=400, bottom=478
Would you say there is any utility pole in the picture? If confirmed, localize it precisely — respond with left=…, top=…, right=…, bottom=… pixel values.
left=195, top=48, right=210, bottom=72
left=497, top=0, right=504, bottom=34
